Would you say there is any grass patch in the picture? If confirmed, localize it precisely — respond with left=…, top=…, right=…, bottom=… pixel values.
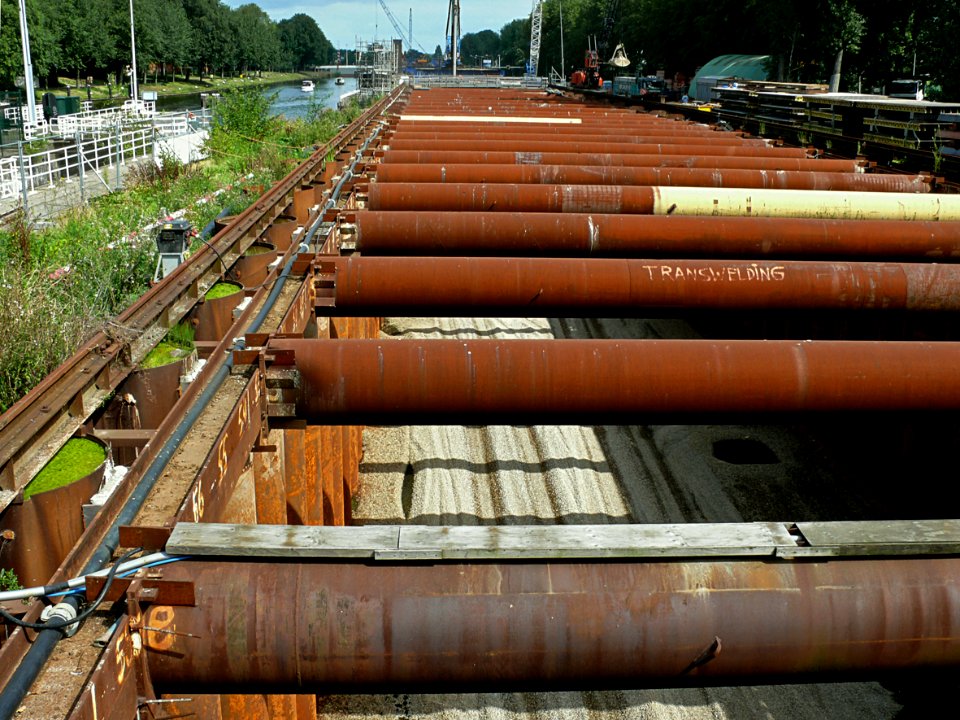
left=141, top=322, right=196, bottom=369
left=205, top=281, right=243, bottom=300
left=24, top=438, right=106, bottom=500
left=0, top=88, right=372, bottom=413
left=243, top=243, right=274, bottom=256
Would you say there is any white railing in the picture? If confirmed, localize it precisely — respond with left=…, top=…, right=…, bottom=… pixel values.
left=1, top=127, right=154, bottom=200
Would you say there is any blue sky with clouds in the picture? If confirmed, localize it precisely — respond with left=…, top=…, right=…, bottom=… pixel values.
left=223, top=0, right=529, bottom=53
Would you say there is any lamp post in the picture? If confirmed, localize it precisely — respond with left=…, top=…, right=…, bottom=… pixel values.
left=129, top=0, right=139, bottom=103
left=17, top=0, right=37, bottom=125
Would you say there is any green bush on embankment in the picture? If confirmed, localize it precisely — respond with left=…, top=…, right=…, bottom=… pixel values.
left=0, top=89, right=373, bottom=413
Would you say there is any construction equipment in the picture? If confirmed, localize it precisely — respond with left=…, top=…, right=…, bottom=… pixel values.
left=570, top=37, right=602, bottom=89
left=376, top=0, right=426, bottom=52
left=528, top=0, right=544, bottom=76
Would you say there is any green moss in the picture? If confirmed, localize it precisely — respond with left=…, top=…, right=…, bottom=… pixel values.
left=141, top=341, right=190, bottom=369
left=0, top=568, right=20, bottom=592
left=24, top=438, right=106, bottom=500
left=205, top=281, right=243, bottom=300
left=243, top=243, right=274, bottom=256
left=141, top=323, right=195, bottom=369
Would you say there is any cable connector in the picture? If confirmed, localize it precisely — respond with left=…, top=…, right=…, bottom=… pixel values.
left=41, top=601, right=80, bottom=637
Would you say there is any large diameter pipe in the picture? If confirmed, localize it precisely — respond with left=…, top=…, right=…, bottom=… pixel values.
left=354, top=211, right=960, bottom=257
left=389, top=131, right=766, bottom=146
left=364, top=185, right=957, bottom=219
left=321, top=256, right=960, bottom=314
left=373, top=164, right=928, bottom=193
left=144, top=557, right=960, bottom=691
left=268, top=338, right=960, bottom=423
left=385, top=138, right=810, bottom=157
left=380, top=150, right=864, bottom=173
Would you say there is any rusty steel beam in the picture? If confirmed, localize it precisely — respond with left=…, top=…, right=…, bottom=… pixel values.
left=389, top=123, right=730, bottom=137
left=385, top=138, right=810, bottom=157
left=372, top=163, right=929, bottom=192
left=379, top=150, right=864, bottom=173
left=353, top=211, right=960, bottom=256
left=316, top=256, right=960, bottom=315
left=143, top=557, right=960, bottom=691
left=267, top=338, right=960, bottom=424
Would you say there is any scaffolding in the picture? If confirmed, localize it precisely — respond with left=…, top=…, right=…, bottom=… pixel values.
left=356, top=40, right=399, bottom=101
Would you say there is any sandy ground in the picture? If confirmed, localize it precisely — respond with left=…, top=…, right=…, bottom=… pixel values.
left=322, top=314, right=907, bottom=719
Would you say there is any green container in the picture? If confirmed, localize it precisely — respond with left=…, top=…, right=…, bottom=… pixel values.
left=56, top=95, right=80, bottom=116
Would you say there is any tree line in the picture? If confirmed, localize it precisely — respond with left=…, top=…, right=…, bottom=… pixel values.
left=0, top=0, right=339, bottom=90
left=461, top=0, right=960, bottom=100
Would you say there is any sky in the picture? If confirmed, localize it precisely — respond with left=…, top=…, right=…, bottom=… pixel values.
left=224, top=0, right=530, bottom=54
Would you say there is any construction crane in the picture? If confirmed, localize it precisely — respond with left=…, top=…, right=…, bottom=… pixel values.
left=569, top=0, right=627, bottom=89
left=376, top=0, right=426, bottom=52
left=528, top=0, right=543, bottom=76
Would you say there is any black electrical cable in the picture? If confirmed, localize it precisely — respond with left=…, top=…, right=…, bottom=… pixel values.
left=0, top=547, right=141, bottom=632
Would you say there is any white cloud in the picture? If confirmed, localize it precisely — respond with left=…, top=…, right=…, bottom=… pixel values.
left=223, top=0, right=529, bottom=53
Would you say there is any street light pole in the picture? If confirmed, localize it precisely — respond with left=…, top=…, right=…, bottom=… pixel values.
left=17, top=0, right=37, bottom=125
left=129, top=0, right=139, bottom=103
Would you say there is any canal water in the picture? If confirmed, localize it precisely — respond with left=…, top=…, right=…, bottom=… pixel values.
left=154, top=77, right=359, bottom=117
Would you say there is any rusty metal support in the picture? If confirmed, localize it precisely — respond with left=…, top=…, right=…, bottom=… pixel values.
left=266, top=338, right=960, bottom=423
left=143, top=557, right=960, bottom=691
left=373, top=163, right=929, bottom=192
left=354, top=210, right=960, bottom=257
left=317, top=256, right=960, bottom=315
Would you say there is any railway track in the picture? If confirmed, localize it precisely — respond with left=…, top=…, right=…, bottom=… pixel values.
left=2, top=84, right=960, bottom=720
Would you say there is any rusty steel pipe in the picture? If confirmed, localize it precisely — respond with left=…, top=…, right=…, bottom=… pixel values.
left=319, top=256, right=960, bottom=315
left=373, top=164, right=927, bottom=192
left=379, top=150, right=864, bottom=173
left=366, top=183, right=663, bottom=213
left=385, top=138, right=810, bottom=157
left=354, top=210, right=960, bottom=257
left=268, top=338, right=960, bottom=423
left=389, top=132, right=766, bottom=146
left=390, top=123, right=728, bottom=136
left=143, top=557, right=960, bottom=691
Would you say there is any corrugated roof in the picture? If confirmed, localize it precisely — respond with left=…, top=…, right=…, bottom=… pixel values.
left=689, top=54, right=771, bottom=100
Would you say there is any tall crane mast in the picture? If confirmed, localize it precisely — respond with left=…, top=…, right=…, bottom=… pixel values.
left=376, top=0, right=425, bottom=52
left=528, top=0, right=543, bottom=76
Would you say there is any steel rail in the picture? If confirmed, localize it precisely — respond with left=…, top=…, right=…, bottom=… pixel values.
left=0, top=89, right=396, bottom=509
left=0, top=88, right=408, bottom=710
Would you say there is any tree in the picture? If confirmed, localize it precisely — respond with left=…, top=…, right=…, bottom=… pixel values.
left=277, top=13, right=333, bottom=71
left=231, top=4, right=280, bottom=75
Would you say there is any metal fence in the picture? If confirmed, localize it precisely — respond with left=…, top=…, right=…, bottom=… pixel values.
left=411, top=75, right=548, bottom=89
left=0, top=108, right=211, bottom=220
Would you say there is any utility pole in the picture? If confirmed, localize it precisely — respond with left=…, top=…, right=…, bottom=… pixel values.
left=409, top=9, right=412, bottom=54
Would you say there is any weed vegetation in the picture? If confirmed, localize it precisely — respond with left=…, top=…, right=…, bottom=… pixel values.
left=0, top=88, right=371, bottom=412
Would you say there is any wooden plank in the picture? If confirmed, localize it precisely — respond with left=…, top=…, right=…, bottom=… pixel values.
left=782, top=519, right=960, bottom=558
left=168, top=521, right=960, bottom=562
left=381, top=523, right=797, bottom=560
left=167, top=523, right=400, bottom=557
